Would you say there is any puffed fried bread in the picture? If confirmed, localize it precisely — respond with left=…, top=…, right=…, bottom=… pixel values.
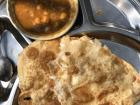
left=17, top=36, right=140, bottom=105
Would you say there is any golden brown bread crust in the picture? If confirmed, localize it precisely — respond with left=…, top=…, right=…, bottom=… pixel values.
left=18, top=40, right=60, bottom=91
left=18, top=91, right=32, bottom=105
left=17, top=36, right=140, bottom=105
left=17, top=39, right=60, bottom=105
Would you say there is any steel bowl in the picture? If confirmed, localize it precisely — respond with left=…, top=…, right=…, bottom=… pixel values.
left=0, top=0, right=79, bottom=40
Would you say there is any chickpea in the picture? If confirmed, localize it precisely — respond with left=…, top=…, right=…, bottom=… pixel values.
left=43, top=11, right=48, bottom=16
left=60, top=12, right=67, bottom=20
left=29, top=11, right=34, bottom=17
left=34, top=17, right=40, bottom=25
left=36, top=5, right=41, bottom=10
left=50, top=12, right=60, bottom=22
left=41, top=16, right=49, bottom=23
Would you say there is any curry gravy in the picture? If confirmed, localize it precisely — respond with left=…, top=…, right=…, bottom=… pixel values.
left=13, top=0, right=71, bottom=35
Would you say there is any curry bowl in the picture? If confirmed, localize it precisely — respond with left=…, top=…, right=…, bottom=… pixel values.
left=1, top=0, right=79, bottom=40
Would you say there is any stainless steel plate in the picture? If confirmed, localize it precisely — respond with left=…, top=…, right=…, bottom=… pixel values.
left=0, top=0, right=140, bottom=105
left=69, top=0, right=140, bottom=42
left=89, top=0, right=140, bottom=31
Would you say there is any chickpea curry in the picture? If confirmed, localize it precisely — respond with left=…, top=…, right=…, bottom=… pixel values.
left=13, top=0, right=71, bottom=35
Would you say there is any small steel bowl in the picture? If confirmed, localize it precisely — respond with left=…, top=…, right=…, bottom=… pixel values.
left=2, top=0, right=79, bottom=40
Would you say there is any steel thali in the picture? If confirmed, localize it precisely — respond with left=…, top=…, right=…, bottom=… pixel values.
left=0, top=0, right=140, bottom=105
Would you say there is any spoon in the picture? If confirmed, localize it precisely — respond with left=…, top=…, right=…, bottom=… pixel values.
left=0, top=21, right=14, bottom=101
left=0, top=20, right=13, bottom=82
left=0, top=56, right=13, bottom=82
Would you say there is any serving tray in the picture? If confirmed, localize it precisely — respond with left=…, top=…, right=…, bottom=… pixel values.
left=0, top=0, right=140, bottom=105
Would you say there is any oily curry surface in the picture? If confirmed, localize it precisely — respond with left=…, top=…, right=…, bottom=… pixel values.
left=17, top=36, right=140, bottom=105
left=13, top=0, right=71, bottom=35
